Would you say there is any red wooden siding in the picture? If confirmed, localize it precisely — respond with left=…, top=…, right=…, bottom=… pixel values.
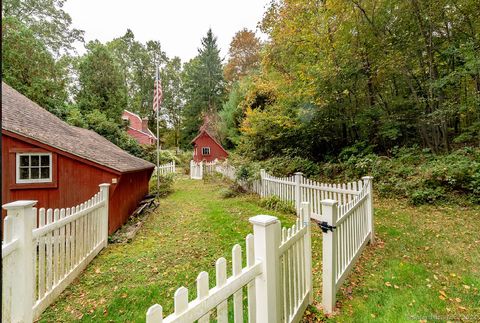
left=192, top=133, right=228, bottom=162
left=122, top=110, right=156, bottom=146
left=2, top=134, right=153, bottom=234
left=126, top=127, right=156, bottom=145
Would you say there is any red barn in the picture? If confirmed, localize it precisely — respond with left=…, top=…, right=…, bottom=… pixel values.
left=191, top=129, right=228, bottom=162
left=122, top=110, right=157, bottom=145
left=2, top=83, right=155, bottom=234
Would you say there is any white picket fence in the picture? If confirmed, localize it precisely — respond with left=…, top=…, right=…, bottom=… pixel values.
left=321, top=177, right=373, bottom=313
left=157, top=161, right=176, bottom=176
left=190, top=160, right=203, bottom=179
left=147, top=202, right=313, bottom=323
left=203, top=160, right=217, bottom=175
left=199, top=160, right=374, bottom=314
left=215, top=161, right=236, bottom=181
left=2, top=184, right=110, bottom=322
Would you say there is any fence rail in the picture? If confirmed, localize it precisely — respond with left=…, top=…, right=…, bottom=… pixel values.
left=156, top=161, right=176, bottom=176
left=2, top=184, right=110, bottom=322
left=147, top=204, right=313, bottom=323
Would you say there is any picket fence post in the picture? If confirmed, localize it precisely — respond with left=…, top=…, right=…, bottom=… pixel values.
left=249, top=215, right=281, bottom=323
left=99, top=183, right=110, bottom=247
left=321, top=199, right=338, bottom=314
left=3, top=200, right=37, bottom=323
left=294, top=172, right=303, bottom=214
left=362, top=176, right=374, bottom=244
left=260, top=169, right=266, bottom=198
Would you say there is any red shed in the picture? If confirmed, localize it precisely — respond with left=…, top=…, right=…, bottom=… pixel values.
left=2, top=83, right=155, bottom=234
left=122, top=110, right=157, bottom=145
left=191, top=129, right=228, bottom=162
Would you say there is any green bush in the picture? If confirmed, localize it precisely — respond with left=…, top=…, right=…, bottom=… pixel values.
left=408, top=187, right=446, bottom=205
left=259, top=196, right=296, bottom=215
left=219, top=183, right=247, bottom=199
left=149, top=173, right=175, bottom=197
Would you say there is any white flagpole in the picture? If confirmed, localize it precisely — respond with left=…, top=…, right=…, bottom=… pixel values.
left=156, top=66, right=160, bottom=198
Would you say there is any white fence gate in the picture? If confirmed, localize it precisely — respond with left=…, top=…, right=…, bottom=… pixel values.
left=2, top=184, right=110, bottom=322
left=208, top=160, right=374, bottom=314
left=157, top=161, right=176, bottom=176
left=146, top=203, right=313, bottom=323
left=190, top=160, right=203, bottom=180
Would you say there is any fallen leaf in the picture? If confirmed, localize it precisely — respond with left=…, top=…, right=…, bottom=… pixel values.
left=439, top=290, right=447, bottom=298
left=385, top=282, right=392, bottom=287
left=455, top=298, right=461, bottom=303
left=394, top=285, right=400, bottom=289
left=463, top=285, right=470, bottom=290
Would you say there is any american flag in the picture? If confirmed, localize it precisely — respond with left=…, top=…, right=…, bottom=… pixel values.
left=153, top=69, right=163, bottom=112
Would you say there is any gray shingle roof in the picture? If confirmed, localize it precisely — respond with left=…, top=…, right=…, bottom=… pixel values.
left=2, top=83, right=155, bottom=173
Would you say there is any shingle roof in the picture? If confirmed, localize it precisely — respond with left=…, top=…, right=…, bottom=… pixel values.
left=2, top=83, right=155, bottom=173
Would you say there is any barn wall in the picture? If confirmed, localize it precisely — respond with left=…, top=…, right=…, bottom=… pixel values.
left=2, top=134, right=153, bottom=234
left=109, top=169, right=153, bottom=233
left=193, top=133, right=228, bottom=162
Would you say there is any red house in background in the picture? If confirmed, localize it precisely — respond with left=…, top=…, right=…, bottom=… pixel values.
left=2, top=83, right=155, bottom=233
left=191, top=127, right=228, bottom=162
left=122, top=110, right=157, bottom=145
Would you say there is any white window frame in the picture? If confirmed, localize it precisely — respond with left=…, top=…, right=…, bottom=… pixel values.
left=202, top=147, right=211, bottom=155
left=16, top=153, right=53, bottom=184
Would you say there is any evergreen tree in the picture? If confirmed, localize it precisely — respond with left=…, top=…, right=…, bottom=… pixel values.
left=181, top=29, right=225, bottom=145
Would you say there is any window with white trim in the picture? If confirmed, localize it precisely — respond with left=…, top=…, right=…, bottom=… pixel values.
left=16, top=153, right=52, bottom=183
left=202, top=147, right=211, bottom=155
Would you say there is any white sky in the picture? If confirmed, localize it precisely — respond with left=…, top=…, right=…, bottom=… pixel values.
left=64, top=0, right=271, bottom=63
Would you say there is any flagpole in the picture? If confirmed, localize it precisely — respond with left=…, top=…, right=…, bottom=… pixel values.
left=156, top=66, right=160, bottom=198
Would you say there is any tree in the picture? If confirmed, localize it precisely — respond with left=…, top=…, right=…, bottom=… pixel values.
left=159, top=57, right=184, bottom=148
left=75, top=41, right=127, bottom=121
left=3, top=0, right=84, bottom=55
left=232, top=0, right=480, bottom=161
left=107, top=30, right=168, bottom=118
left=224, top=29, right=262, bottom=83
left=2, top=17, right=69, bottom=117
left=181, top=29, right=226, bottom=145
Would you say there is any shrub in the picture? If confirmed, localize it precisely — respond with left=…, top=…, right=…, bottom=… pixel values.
left=219, top=183, right=247, bottom=199
left=149, top=173, right=175, bottom=197
left=408, top=187, right=446, bottom=205
left=259, top=196, right=296, bottom=215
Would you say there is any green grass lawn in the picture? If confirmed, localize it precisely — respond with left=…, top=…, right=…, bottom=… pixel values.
left=40, top=175, right=480, bottom=322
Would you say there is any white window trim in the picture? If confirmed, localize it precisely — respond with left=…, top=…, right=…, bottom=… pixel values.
left=202, top=147, right=211, bottom=155
left=16, top=153, right=53, bottom=184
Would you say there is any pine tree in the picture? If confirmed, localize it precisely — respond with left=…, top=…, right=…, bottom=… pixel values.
left=181, top=29, right=225, bottom=145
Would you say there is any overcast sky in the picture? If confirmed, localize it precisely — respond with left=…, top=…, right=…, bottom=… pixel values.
left=64, top=0, right=271, bottom=63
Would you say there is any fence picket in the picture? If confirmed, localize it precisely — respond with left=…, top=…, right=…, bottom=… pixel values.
left=232, top=244, right=243, bottom=323
left=59, top=209, right=66, bottom=280
left=246, top=234, right=256, bottom=323
left=46, top=209, right=53, bottom=292
left=215, top=258, right=228, bottom=323
left=196, top=272, right=209, bottom=323
left=38, top=209, right=46, bottom=300
left=174, top=287, right=188, bottom=315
